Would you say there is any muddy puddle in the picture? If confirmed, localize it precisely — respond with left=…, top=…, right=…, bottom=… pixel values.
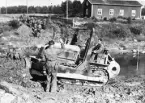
left=112, top=53, right=145, bottom=76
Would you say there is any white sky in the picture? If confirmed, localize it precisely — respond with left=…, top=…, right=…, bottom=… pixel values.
left=0, top=0, right=84, bottom=7
left=0, top=0, right=144, bottom=7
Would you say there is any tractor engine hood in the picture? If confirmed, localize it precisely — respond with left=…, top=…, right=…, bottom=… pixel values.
left=53, top=43, right=81, bottom=52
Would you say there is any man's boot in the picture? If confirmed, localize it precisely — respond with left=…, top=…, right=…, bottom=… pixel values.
left=49, top=73, right=57, bottom=93
left=46, top=75, right=51, bottom=92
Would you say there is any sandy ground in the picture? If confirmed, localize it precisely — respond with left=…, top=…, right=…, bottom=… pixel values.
left=0, top=43, right=145, bottom=103
left=0, top=59, right=145, bottom=103
left=0, top=16, right=13, bottom=23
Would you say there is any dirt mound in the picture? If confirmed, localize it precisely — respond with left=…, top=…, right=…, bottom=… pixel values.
left=0, top=24, right=32, bottom=41
left=0, top=16, right=12, bottom=23
left=0, top=81, right=40, bottom=103
left=0, top=31, right=19, bottom=49
left=16, top=24, right=32, bottom=38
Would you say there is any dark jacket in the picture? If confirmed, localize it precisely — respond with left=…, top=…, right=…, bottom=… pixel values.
left=92, top=43, right=104, bottom=53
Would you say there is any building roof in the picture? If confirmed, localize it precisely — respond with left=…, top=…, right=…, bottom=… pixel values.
left=88, top=0, right=142, bottom=7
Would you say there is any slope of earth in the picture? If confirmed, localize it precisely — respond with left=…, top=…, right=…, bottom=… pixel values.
left=0, top=75, right=144, bottom=103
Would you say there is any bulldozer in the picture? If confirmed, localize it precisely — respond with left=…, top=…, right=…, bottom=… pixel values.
left=28, top=26, right=120, bottom=88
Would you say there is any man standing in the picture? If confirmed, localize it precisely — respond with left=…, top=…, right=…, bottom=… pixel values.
left=38, top=40, right=58, bottom=92
left=103, top=48, right=114, bottom=64
left=91, top=38, right=104, bottom=60
left=70, top=29, right=78, bottom=45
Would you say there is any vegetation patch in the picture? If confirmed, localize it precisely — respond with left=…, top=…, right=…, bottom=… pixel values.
left=96, top=23, right=131, bottom=39
left=130, top=25, right=142, bottom=35
left=8, top=20, right=20, bottom=29
left=109, top=17, right=117, bottom=23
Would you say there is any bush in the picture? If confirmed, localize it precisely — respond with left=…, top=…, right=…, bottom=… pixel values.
left=109, top=17, right=117, bottom=22
left=130, top=25, right=142, bottom=35
left=97, top=23, right=131, bottom=38
left=127, top=17, right=131, bottom=24
left=117, top=16, right=127, bottom=20
left=9, top=20, right=20, bottom=29
left=117, top=19, right=127, bottom=24
left=111, top=25, right=131, bottom=38
left=0, top=28, right=3, bottom=34
left=103, top=17, right=107, bottom=21
left=91, top=16, right=98, bottom=22
left=132, top=20, right=145, bottom=24
left=132, top=18, right=136, bottom=20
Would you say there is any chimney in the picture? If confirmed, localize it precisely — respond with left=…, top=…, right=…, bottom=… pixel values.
left=102, top=0, right=107, bottom=3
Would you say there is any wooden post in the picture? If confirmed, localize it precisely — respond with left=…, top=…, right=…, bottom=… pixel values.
left=0, top=7, right=1, bottom=14
left=73, top=18, right=74, bottom=28
left=136, top=46, right=139, bottom=71
left=6, top=0, right=7, bottom=14
left=66, top=0, right=68, bottom=19
left=26, top=0, right=28, bottom=14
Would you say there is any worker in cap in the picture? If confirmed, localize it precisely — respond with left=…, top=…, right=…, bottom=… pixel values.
left=38, top=40, right=59, bottom=93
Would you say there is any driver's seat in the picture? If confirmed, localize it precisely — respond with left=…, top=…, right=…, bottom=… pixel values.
left=93, top=53, right=108, bottom=65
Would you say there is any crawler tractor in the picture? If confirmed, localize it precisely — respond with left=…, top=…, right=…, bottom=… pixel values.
left=29, top=27, right=120, bottom=87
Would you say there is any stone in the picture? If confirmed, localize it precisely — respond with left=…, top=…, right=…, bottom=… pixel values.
left=0, top=93, right=15, bottom=103
left=0, top=89, right=5, bottom=97
left=46, top=99, right=56, bottom=103
left=0, top=81, right=20, bottom=95
left=22, top=73, right=27, bottom=78
left=13, top=96, right=25, bottom=103
left=41, top=98, right=56, bottom=103
left=21, top=93, right=30, bottom=101
left=108, top=99, right=116, bottom=103
left=26, top=100, right=34, bottom=103
left=72, top=95, right=84, bottom=103
left=105, top=93, right=114, bottom=99
left=121, top=100, right=136, bottom=103
left=115, top=94, right=121, bottom=100
left=85, top=97, right=95, bottom=103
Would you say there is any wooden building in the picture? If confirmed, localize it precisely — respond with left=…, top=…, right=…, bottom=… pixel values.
left=83, top=0, right=142, bottom=19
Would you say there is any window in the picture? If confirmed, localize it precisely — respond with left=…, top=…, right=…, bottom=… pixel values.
left=97, top=9, right=102, bottom=15
left=109, top=9, right=114, bottom=16
left=119, top=9, right=124, bottom=16
left=132, top=10, right=136, bottom=16
left=86, top=9, right=88, bottom=15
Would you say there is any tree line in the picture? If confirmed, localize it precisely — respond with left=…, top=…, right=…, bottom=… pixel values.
left=0, top=0, right=83, bottom=17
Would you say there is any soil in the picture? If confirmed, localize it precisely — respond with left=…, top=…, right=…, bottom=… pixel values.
left=0, top=18, right=145, bottom=103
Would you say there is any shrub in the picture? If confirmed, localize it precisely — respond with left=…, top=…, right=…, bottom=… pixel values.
left=132, top=18, right=136, bottom=20
left=98, top=23, right=131, bottom=38
left=111, top=25, right=131, bottom=38
left=127, top=17, right=132, bottom=24
left=117, top=16, right=126, bottom=19
left=117, top=16, right=128, bottom=24
left=140, top=23, right=145, bottom=35
left=103, top=17, right=107, bottom=21
left=132, top=20, right=145, bottom=24
left=9, top=20, right=20, bottom=29
left=0, top=28, right=3, bottom=34
left=117, top=18, right=127, bottom=24
left=91, top=16, right=98, bottom=22
left=109, top=17, right=117, bottom=22
left=112, top=28, right=126, bottom=38
left=130, top=25, right=142, bottom=35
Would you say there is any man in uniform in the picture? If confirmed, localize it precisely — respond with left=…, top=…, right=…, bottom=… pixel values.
left=38, top=40, right=58, bottom=92
left=91, top=38, right=104, bottom=60
left=103, top=48, right=114, bottom=64
left=32, top=23, right=38, bottom=37
left=70, top=29, right=79, bottom=45
left=42, top=19, right=47, bottom=30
